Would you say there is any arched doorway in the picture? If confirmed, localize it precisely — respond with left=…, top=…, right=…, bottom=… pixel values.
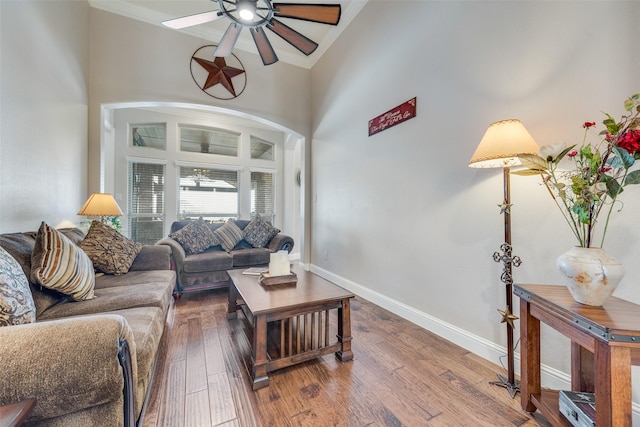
left=99, top=102, right=305, bottom=263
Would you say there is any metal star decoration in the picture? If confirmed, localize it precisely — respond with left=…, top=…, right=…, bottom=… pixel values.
left=498, top=202, right=513, bottom=215
left=497, top=307, right=519, bottom=329
left=193, top=56, right=245, bottom=97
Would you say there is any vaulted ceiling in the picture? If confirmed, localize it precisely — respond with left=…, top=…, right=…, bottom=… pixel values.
left=89, top=0, right=368, bottom=69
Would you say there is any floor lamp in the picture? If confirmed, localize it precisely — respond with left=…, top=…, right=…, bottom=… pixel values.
left=468, top=119, right=539, bottom=398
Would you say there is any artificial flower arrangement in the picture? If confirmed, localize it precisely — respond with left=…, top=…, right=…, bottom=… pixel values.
left=514, top=94, right=640, bottom=248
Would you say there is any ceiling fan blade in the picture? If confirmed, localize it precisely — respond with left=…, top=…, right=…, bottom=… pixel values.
left=273, top=3, right=341, bottom=25
left=250, top=27, right=279, bottom=66
left=162, top=10, right=223, bottom=29
left=267, top=18, right=318, bottom=56
left=214, top=22, right=243, bottom=57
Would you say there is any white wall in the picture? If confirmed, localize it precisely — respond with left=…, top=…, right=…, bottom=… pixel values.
left=0, top=1, right=90, bottom=232
left=87, top=8, right=312, bottom=193
left=86, top=8, right=310, bottom=254
left=310, top=0, right=640, bottom=411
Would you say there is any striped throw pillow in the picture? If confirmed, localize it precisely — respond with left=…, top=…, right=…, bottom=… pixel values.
left=213, top=220, right=243, bottom=252
left=31, top=222, right=95, bottom=301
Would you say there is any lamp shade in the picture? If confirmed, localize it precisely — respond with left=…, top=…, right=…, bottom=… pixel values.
left=468, top=119, right=539, bottom=168
left=77, top=193, right=123, bottom=217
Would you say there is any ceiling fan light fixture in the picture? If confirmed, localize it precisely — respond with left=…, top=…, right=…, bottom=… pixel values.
left=164, top=0, right=341, bottom=66
left=238, top=0, right=256, bottom=22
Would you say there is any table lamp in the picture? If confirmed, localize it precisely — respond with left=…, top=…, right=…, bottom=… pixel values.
left=468, top=119, right=539, bottom=398
left=77, top=193, right=123, bottom=223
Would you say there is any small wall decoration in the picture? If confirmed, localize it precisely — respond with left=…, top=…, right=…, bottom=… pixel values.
left=368, top=97, right=417, bottom=137
left=190, top=45, right=247, bottom=100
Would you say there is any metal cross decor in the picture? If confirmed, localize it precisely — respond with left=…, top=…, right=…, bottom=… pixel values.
left=491, top=224, right=522, bottom=397
left=493, top=242, right=522, bottom=289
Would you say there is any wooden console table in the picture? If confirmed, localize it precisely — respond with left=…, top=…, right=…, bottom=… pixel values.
left=514, top=284, right=640, bottom=426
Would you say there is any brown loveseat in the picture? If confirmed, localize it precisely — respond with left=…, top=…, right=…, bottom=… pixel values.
left=157, top=218, right=293, bottom=294
left=0, top=226, right=175, bottom=427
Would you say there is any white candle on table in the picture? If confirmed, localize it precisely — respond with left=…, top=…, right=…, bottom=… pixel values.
left=278, top=250, right=289, bottom=275
left=269, top=253, right=280, bottom=276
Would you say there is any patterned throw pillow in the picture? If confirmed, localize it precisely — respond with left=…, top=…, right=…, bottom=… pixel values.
left=0, top=246, right=36, bottom=326
left=169, top=221, right=219, bottom=254
left=213, top=220, right=243, bottom=252
left=31, top=222, right=95, bottom=301
left=79, top=221, right=143, bottom=275
left=243, top=215, right=280, bottom=248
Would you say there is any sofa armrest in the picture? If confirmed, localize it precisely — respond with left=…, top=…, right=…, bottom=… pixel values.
left=267, top=234, right=295, bottom=253
left=0, top=315, right=137, bottom=425
left=156, top=237, right=186, bottom=267
left=129, top=244, right=172, bottom=271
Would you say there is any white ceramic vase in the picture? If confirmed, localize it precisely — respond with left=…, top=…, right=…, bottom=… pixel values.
left=556, top=247, right=625, bottom=306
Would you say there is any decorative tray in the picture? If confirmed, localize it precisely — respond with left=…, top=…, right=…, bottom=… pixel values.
left=258, top=272, right=298, bottom=286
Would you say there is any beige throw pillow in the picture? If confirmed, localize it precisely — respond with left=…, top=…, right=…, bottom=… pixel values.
left=213, top=220, right=243, bottom=252
left=31, top=222, right=95, bottom=301
left=79, top=221, right=142, bottom=275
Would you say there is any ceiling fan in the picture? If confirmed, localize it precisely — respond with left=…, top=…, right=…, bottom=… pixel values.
left=163, top=0, right=341, bottom=66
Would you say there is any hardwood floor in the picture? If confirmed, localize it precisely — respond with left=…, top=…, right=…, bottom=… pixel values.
left=141, top=287, right=551, bottom=427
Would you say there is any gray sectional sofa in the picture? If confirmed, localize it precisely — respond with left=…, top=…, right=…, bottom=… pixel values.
left=157, top=219, right=294, bottom=294
left=0, top=226, right=175, bottom=427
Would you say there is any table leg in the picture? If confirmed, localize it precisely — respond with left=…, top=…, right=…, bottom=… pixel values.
left=571, top=342, right=594, bottom=392
left=227, top=283, right=238, bottom=320
left=252, top=314, right=270, bottom=390
left=594, top=341, right=631, bottom=427
left=336, top=298, right=353, bottom=362
left=519, top=298, right=540, bottom=412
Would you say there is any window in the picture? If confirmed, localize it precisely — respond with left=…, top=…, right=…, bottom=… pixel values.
left=128, top=162, right=165, bottom=245
left=119, top=114, right=285, bottom=239
left=131, top=123, right=166, bottom=150
left=250, top=136, right=275, bottom=160
left=178, top=167, right=239, bottom=222
left=179, top=125, right=239, bottom=157
left=251, top=171, right=275, bottom=223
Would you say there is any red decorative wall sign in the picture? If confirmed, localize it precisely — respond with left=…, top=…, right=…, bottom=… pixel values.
left=368, top=97, right=417, bottom=137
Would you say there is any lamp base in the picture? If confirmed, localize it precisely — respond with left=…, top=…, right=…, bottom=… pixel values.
left=490, top=373, right=520, bottom=399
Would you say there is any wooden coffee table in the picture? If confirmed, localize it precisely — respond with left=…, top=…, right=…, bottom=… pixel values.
left=227, top=265, right=354, bottom=390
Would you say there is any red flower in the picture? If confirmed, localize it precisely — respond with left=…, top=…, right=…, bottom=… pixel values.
left=617, top=130, right=640, bottom=154
left=567, top=151, right=578, bottom=157
left=583, top=122, right=596, bottom=128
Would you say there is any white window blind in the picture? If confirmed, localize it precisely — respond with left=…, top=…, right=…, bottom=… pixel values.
left=128, top=162, right=165, bottom=244
left=178, top=167, right=239, bottom=222
left=251, top=171, right=275, bottom=223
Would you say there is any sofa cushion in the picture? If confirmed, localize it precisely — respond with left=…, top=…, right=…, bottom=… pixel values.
left=95, top=270, right=176, bottom=291
left=31, top=222, right=95, bottom=301
left=79, top=221, right=143, bottom=275
left=243, top=215, right=280, bottom=248
left=231, top=247, right=272, bottom=267
left=169, top=221, right=220, bottom=254
left=0, top=246, right=36, bottom=326
left=37, top=281, right=173, bottom=321
left=213, top=220, right=243, bottom=252
left=183, top=249, right=233, bottom=273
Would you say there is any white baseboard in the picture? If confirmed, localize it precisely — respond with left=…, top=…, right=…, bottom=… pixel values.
left=309, top=264, right=640, bottom=423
